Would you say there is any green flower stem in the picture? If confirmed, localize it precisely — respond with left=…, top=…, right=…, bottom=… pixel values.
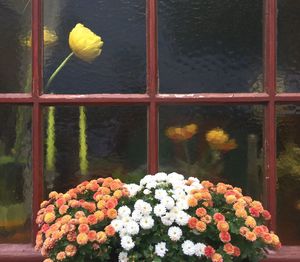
left=45, top=52, right=74, bottom=91
left=46, top=106, right=56, bottom=171
left=79, top=106, right=88, bottom=175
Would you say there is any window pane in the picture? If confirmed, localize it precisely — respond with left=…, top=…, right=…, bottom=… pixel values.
left=277, top=104, right=300, bottom=244
left=159, top=105, right=264, bottom=200
left=278, top=0, right=300, bottom=92
left=43, top=0, right=146, bottom=94
left=0, top=0, right=31, bottom=93
left=158, top=0, right=263, bottom=93
left=43, top=106, right=147, bottom=196
left=0, top=105, right=32, bottom=243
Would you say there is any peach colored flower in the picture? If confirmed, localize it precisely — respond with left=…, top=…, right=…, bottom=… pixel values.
left=213, top=213, right=225, bottom=222
left=245, top=216, right=256, bottom=228
left=223, top=243, right=235, bottom=255
left=225, top=195, right=237, bottom=204
left=196, top=221, right=207, bottom=232
left=188, top=197, right=198, bottom=207
left=217, top=221, right=229, bottom=232
left=58, top=204, right=69, bottom=215
left=44, top=212, right=56, bottom=224
left=94, top=210, right=105, bottom=222
left=262, top=210, right=271, bottom=220
left=56, top=251, right=66, bottom=261
left=104, top=225, right=115, bottom=237
left=67, top=232, right=77, bottom=242
left=78, top=224, right=90, bottom=233
left=204, top=245, right=215, bottom=257
left=239, top=226, right=250, bottom=236
left=65, top=244, right=77, bottom=257
left=96, top=231, right=107, bottom=244
left=235, top=208, right=247, bottom=219
left=233, top=246, right=241, bottom=257
left=211, top=253, right=223, bottom=262
left=76, top=233, right=88, bottom=245
left=188, top=217, right=198, bottom=229
left=88, top=230, right=97, bottom=242
left=201, top=215, right=212, bottom=224
left=113, top=190, right=123, bottom=199
left=219, top=231, right=231, bottom=243
left=196, top=207, right=207, bottom=217
left=262, top=233, right=273, bottom=244
left=107, top=208, right=117, bottom=219
left=245, top=231, right=257, bottom=242
left=105, top=198, right=118, bottom=209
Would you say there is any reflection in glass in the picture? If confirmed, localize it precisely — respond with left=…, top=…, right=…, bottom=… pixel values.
left=0, top=0, right=31, bottom=93
left=43, top=106, right=147, bottom=196
left=158, top=0, right=263, bottom=93
left=0, top=105, right=32, bottom=243
left=277, top=105, right=300, bottom=244
left=43, top=0, right=146, bottom=94
left=160, top=105, right=264, bottom=199
left=278, top=0, right=300, bottom=92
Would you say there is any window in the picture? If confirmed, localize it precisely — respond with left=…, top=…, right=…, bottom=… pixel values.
left=0, top=0, right=299, bottom=260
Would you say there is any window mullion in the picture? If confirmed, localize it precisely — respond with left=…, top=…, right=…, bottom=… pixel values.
left=32, top=0, right=43, bottom=241
left=264, top=0, right=277, bottom=231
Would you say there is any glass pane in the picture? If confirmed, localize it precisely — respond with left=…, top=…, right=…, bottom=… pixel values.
left=278, top=0, right=300, bottom=92
left=160, top=105, right=264, bottom=200
left=158, top=0, right=263, bottom=93
left=0, top=0, right=31, bottom=93
left=0, top=105, right=32, bottom=243
left=277, top=104, right=300, bottom=244
left=43, top=0, right=146, bottom=94
left=43, top=106, right=147, bottom=196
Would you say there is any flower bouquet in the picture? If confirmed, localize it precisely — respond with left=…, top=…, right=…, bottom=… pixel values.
left=35, top=173, right=280, bottom=262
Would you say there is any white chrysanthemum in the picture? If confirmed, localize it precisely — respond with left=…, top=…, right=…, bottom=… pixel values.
left=172, top=188, right=187, bottom=200
left=146, top=181, right=157, bottom=189
left=161, top=196, right=175, bottom=210
left=140, top=216, right=154, bottom=229
left=139, top=201, right=152, bottom=215
left=154, top=172, right=168, bottom=182
left=182, top=240, right=195, bottom=256
left=154, top=204, right=167, bottom=217
left=168, top=226, right=182, bottom=242
left=111, top=219, right=124, bottom=232
left=125, top=221, right=139, bottom=235
left=155, top=242, right=168, bottom=257
left=161, top=212, right=175, bottom=226
left=167, top=172, right=184, bottom=183
left=171, top=181, right=186, bottom=190
left=140, top=175, right=155, bottom=186
left=169, top=206, right=180, bottom=216
left=125, top=183, right=141, bottom=197
left=176, top=200, right=189, bottom=210
left=143, top=189, right=151, bottom=195
left=194, top=243, right=206, bottom=257
left=131, top=209, right=143, bottom=221
left=118, top=206, right=131, bottom=218
left=119, top=228, right=128, bottom=238
left=134, top=199, right=144, bottom=210
left=118, top=251, right=129, bottom=262
left=175, top=211, right=190, bottom=226
left=121, top=236, right=135, bottom=251
left=154, top=189, right=168, bottom=200
left=121, top=216, right=132, bottom=224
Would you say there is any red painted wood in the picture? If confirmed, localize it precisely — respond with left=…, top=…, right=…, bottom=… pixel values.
left=156, top=93, right=270, bottom=103
left=275, top=93, right=300, bottom=102
left=0, top=94, right=33, bottom=103
left=263, top=0, right=277, bottom=231
left=32, top=0, right=43, bottom=241
left=38, top=93, right=150, bottom=104
left=147, top=0, right=159, bottom=174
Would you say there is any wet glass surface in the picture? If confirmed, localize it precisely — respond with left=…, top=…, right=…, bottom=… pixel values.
left=43, top=0, right=146, bottom=94
left=0, top=105, right=32, bottom=243
left=43, top=106, right=147, bottom=196
left=0, top=0, right=31, bottom=93
left=278, top=0, right=300, bottom=92
left=158, top=0, right=263, bottom=93
left=159, top=105, right=264, bottom=199
left=277, top=104, right=300, bottom=244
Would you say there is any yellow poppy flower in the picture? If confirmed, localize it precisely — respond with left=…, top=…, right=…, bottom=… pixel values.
left=69, top=23, right=104, bottom=62
left=165, top=123, right=198, bottom=142
left=206, top=128, right=237, bottom=151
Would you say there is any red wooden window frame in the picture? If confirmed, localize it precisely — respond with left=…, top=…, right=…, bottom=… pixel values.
left=0, top=0, right=300, bottom=260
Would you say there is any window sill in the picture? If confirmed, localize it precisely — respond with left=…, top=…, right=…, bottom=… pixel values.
left=0, top=244, right=299, bottom=262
